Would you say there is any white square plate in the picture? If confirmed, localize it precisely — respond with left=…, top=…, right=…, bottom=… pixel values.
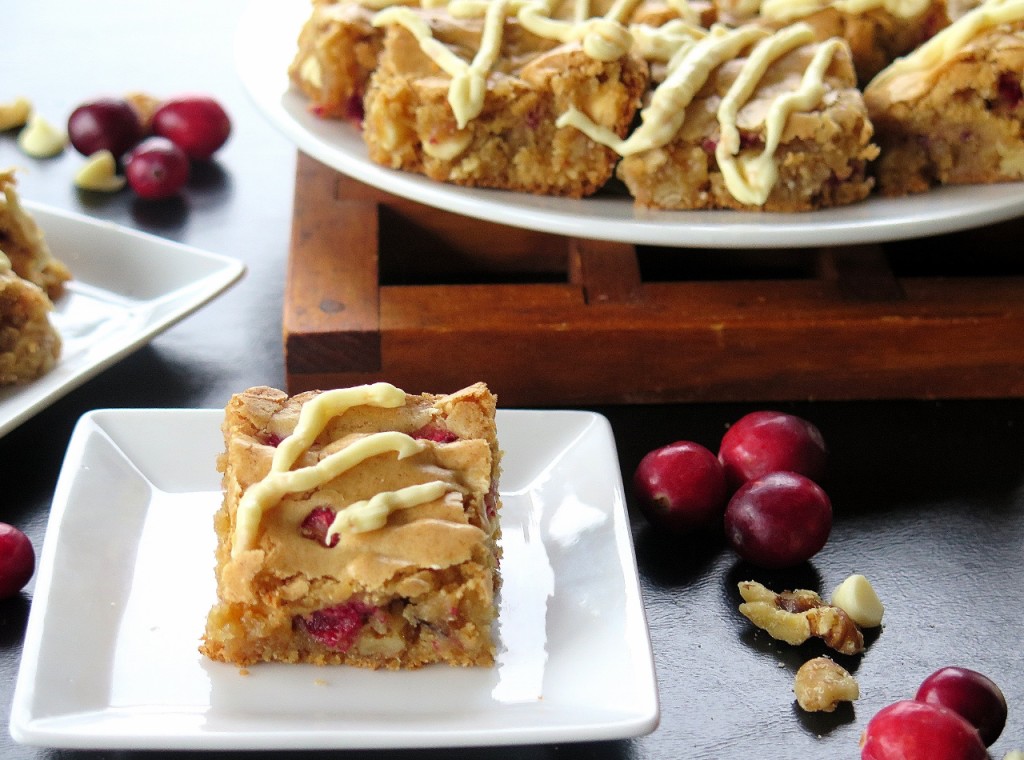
left=10, top=408, right=659, bottom=749
left=0, top=203, right=245, bottom=439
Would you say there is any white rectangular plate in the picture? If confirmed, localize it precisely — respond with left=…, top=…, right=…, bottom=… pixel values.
left=0, top=203, right=245, bottom=439
left=10, top=408, right=659, bottom=749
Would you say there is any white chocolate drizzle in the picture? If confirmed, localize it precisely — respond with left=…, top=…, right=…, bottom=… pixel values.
left=231, top=383, right=452, bottom=557
left=517, top=0, right=642, bottom=61
left=759, top=0, right=933, bottom=23
left=557, top=25, right=769, bottom=155
left=866, top=0, right=1024, bottom=100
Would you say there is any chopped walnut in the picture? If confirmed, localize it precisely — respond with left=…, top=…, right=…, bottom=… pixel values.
left=738, top=580, right=865, bottom=655
left=794, top=656, right=860, bottom=712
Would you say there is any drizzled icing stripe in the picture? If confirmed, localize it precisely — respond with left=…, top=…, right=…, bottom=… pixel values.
left=760, top=0, right=933, bottom=23
left=231, top=383, right=452, bottom=557
left=630, top=19, right=708, bottom=62
left=517, top=0, right=641, bottom=60
left=867, top=0, right=1024, bottom=99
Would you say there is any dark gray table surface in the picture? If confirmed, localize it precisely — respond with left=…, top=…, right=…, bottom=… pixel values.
left=2, top=3, right=1023, bottom=758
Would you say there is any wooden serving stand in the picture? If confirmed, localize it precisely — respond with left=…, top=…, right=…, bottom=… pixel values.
left=285, top=152, right=1024, bottom=405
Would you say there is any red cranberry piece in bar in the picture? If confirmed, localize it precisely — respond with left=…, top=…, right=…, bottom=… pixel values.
left=411, top=423, right=459, bottom=443
left=300, top=600, right=377, bottom=652
left=300, top=506, right=340, bottom=547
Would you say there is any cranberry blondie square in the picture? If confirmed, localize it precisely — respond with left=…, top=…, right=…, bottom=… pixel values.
left=582, top=23, right=878, bottom=210
left=201, top=382, right=503, bottom=669
left=361, top=2, right=649, bottom=197
left=863, top=0, right=1024, bottom=195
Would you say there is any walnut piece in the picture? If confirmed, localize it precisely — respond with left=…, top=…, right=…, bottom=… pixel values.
left=738, top=580, right=865, bottom=655
left=794, top=656, right=860, bottom=712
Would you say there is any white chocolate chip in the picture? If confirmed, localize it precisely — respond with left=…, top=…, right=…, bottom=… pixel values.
left=17, top=113, right=67, bottom=158
left=74, top=151, right=126, bottom=192
left=1003, top=752, right=1024, bottom=760
left=0, top=97, right=32, bottom=131
left=421, top=130, right=473, bottom=161
left=830, top=574, right=884, bottom=628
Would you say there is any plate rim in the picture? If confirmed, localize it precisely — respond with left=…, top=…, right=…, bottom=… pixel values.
left=0, top=203, right=245, bottom=440
left=10, top=406, right=660, bottom=750
left=234, top=0, right=1024, bottom=249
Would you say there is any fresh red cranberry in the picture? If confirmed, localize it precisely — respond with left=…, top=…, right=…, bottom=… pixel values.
left=124, top=136, right=190, bottom=200
left=723, top=471, right=832, bottom=568
left=915, top=667, right=1007, bottom=746
left=151, top=95, right=231, bottom=160
left=300, top=600, right=376, bottom=652
left=861, top=700, right=986, bottom=760
left=300, top=506, right=339, bottom=547
left=67, top=97, right=144, bottom=158
left=0, top=523, right=35, bottom=599
left=718, top=410, right=827, bottom=490
left=633, top=441, right=727, bottom=534
left=411, top=423, right=458, bottom=443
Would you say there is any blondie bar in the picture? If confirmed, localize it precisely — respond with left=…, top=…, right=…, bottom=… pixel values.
left=201, top=382, right=503, bottom=669
left=0, top=252, right=61, bottom=386
left=864, top=0, right=1024, bottom=195
left=361, top=2, right=649, bottom=197
left=0, top=170, right=71, bottom=302
left=573, top=23, right=878, bottom=210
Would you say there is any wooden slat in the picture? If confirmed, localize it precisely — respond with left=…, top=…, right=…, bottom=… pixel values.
left=284, top=153, right=1024, bottom=404
left=285, top=154, right=381, bottom=374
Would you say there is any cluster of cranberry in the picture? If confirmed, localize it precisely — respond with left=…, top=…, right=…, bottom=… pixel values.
left=862, top=666, right=1007, bottom=759
left=633, top=409, right=830, bottom=568
left=68, top=94, right=231, bottom=199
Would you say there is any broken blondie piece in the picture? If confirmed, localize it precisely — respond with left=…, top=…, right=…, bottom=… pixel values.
left=289, top=0, right=390, bottom=122
left=863, top=0, right=1024, bottom=195
left=0, top=251, right=61, bottom=386
left=201, top=382, right=503, bottom=669
left=0, top=169, right=71, bottom=301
